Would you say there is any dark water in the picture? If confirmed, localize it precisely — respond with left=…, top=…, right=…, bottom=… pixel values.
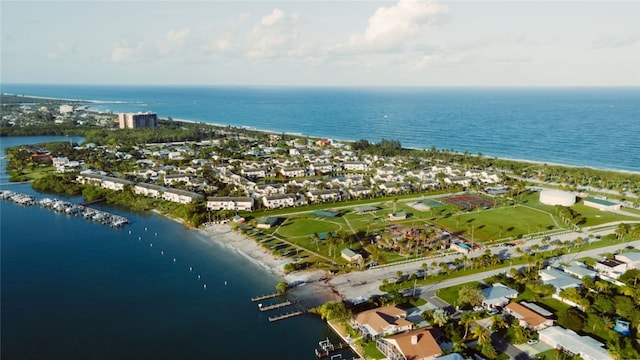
left=0, top=137, right=347, bottom=360
left=2, top=84, right=639, bottom=172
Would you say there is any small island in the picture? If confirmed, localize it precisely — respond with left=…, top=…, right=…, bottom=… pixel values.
left=2, top=94, right=640, bottom=360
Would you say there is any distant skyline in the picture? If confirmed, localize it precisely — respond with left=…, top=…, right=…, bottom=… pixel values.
left=2, top=1, right=639, bottom=87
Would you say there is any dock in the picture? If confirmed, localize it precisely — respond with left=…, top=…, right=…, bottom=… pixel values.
left=258, top=300, right=292, bottom=312
left=251, top=292, right=282, bottom=302
left=268, top=311, right=303, bottom=322
left=315, top=338, right=348, bottom=358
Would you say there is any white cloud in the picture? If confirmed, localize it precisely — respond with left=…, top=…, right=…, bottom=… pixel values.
left=246, top=8, right=299, bottom=58
left=46, top=41, right=75, bottom=61
left=110, top=41, right=147, bottom=63
left=110, top=28, right=191, bottom=62
left=344, top=0, right=447, bottom=53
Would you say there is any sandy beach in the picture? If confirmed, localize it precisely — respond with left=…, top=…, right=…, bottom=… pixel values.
left=199, top=224, right=341, bottom=309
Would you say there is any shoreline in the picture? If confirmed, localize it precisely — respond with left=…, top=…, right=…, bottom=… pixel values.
left=198, top=223, right=342, bottom=308
left=3, top=91, right=638, bottom=174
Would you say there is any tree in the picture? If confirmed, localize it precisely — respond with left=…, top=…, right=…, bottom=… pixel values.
left=491, top=314, right=508, bottom=330
left=459, top=312, right=476, bottom=339
left=431, top=308, right=449, bottom=327
left=275, top=281, right=289, bottom=294
left=458, top=284, right=483, bottom=308
left=481, top=342, right=498, bottom=359
left=471, top=325, right=491, bottom=346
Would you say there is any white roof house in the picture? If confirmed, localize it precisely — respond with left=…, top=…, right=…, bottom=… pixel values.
left=615, top=252, right=640, bottom=270
left=481, top=283, right=518, bottom=308
left=538, top=326, right=612, bottom=360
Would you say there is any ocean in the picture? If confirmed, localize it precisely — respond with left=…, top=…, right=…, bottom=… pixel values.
left=0, top=137, right=350, bottom=359
left=2, top=84, right=639, bottom=172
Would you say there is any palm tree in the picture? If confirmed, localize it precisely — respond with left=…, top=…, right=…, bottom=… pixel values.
left=459, top=312, right=475, bottom=339
left=471, top=325, right=491, bottom=346
left=491, top=314, right=508, bottom=330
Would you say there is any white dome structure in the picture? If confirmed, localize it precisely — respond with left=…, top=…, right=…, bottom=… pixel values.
left=539, top=189, right=576, bottom=206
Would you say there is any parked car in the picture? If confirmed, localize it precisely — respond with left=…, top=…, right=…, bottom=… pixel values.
left=527, top=339, right=539, bottom=345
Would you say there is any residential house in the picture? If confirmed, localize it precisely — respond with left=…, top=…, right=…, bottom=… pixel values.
left=241, top=168, right=267, bottom=178
left=306, top=189, right=341, bottom=203
left=594, top=258, right=627, bottom=279
left=539, top=267, right=583, bottom=293
left=280, top=167, right=307, bottom=178
left=538, top=326, right=613, bottom=360
left=133, top=183, right=165, bottom=198
left=76, top=173, right=132, bottom=191
left=481, top=283, right=518, bottom=308
left=352, top=306, right=413, bottom=340
left=164, top=174, right=191, bottom=186
left=262, top=194, right=297, bottom=209
left=376, top=328, right=442, bottom=360
left=504, top=302, right=554, bottom=331
left=342, top=161, right=369, bottom=171
left=206, top=197, right=253, bottom=212
left=615, top=252, right=640, bottom=270
left=162, top=188, right=203, bottom=204
left=349, top=186, right=372, bottom=198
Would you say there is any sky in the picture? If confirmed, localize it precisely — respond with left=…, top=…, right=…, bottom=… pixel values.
left=1, top=0, right=639, bottom=86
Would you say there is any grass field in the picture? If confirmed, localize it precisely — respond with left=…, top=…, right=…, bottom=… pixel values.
left=433, top=205, right=559, bottom=242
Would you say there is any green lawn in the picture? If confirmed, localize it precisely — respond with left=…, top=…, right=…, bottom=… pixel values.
left=433, top=205, right=559, bottom=242
left=435, top=281, right=482, bottom=306
left=362, top=341, right=385, bottom=359
left=276, top=217, right=344, bottom=238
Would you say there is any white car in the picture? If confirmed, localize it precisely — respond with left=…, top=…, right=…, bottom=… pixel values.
left=473, top=306, right=484, bottom=311
left=527, top=339, right=539, bottom=345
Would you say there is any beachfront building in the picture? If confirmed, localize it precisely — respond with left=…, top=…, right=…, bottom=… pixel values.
left=376, top=328, right=442, bottom=360
left=352, top=305, right=413, bottom=340
left=206, top=196, right=253, bottom=212
left=76, top=173, right=132, bottom=191
left=504, top=302, right=555, bottom=331
left=538, top=326, right=613, bottom=360
left=162, top=188, right=203, bottom=204
left=583, top=197, right=621, bottom=211
left=133, top=183, right=164, bottom=198
left=118, top=112, right=157, bottom=129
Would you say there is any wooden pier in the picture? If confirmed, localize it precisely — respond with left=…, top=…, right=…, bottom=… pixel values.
left=258, top=300, right=292, bottom=312
left=251, top=292, right=282, bottom=302
left=268, top=311, right=303, bottom=322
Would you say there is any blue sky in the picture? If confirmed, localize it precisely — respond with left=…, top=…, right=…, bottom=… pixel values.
left=2, top=0, right=639, bottom=86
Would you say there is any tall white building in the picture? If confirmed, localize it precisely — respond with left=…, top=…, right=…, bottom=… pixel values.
left=118, top=112, right=157, bottom=129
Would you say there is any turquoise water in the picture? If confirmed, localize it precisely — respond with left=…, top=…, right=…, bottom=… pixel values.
left=0, top=137, right=349, bottom=359
left=2, top=85, right=639, bottom=172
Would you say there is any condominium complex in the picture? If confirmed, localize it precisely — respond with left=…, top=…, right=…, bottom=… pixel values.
left=118, top=112, right=158, bottom=129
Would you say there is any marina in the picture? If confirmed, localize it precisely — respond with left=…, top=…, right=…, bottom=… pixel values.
left=314, top=338, right=348, bottom=358
left=0, top=190, right=130, bottom=228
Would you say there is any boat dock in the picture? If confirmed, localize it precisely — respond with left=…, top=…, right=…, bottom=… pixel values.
left=251, top=292, right=282, bottom=302
left=0, top=191, right=130, bottom=228
left=268, top=311, right=303, bottom=322
left=315, top=338, right=348, bottom=358
left=258, top=300, right=291, bottom=312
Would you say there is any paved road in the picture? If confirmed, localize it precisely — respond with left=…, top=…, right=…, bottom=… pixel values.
left=328, top=231, right=640, bottom=301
